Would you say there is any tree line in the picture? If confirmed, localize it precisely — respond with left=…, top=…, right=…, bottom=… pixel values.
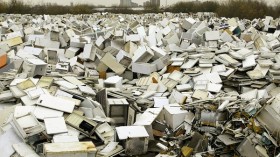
left=0, top=0, right=279, bottom=19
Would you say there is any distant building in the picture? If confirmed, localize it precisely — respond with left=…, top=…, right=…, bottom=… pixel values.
left=143, top=1, right=150, bottom=7
left=150, top=0, right=160, bottom=7
left=131, top=2, right=138, bottom=7
left=120, top=0, right=132, bottom=7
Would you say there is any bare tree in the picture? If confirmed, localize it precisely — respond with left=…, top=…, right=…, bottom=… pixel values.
left=8, top=0, right=25, bottom=13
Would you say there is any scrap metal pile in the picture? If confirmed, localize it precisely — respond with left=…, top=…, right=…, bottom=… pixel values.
left=0, top=12, right=280, bottom=157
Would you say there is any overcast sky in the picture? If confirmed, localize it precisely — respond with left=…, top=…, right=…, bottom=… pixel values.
left=3, top=0, right=277, bottom=6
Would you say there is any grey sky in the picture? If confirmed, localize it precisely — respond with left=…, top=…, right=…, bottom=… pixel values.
left=3, top=0, right=277, bottom=6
